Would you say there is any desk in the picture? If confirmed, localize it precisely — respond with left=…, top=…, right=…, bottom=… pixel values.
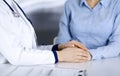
left=0, top=57, right=120, bottom=76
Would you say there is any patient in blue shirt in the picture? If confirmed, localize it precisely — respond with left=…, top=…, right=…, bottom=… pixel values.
left=56, top=0, right=120, bottom=61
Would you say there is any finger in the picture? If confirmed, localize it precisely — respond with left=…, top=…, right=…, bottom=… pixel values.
left=74, top=54, right=88, bottom=59
left=76, top=55, right=88, bottom=60
left=67, top=44, right=75, bottom=48
left=71, top=41, right=88, bottom=51
left=75, top=44, right=88, bottom=51
left=76, top=50, right=89, bottom=56
left=76, top=56, right=89, bottom=61
left=74, top=59, right=87, bottom=63
left=76, top=53, right=92, bottom=61
left=77, top=55, right=88, bottom=58
left=76, top=53, right=88, bottom=57
left=64, top=40, right=87, bottom=51
left=75, top=53, right=90, bottom=60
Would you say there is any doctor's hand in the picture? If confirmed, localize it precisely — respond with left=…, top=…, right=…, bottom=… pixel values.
left=58, top=40, right=88, bottom=51
left=57, top=48, right=92, bottom=63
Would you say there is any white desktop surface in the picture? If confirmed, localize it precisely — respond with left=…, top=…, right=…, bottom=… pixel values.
left=0, top=57, right=120, bottom=76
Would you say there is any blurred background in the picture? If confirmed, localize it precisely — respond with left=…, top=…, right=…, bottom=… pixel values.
left=17, top=0, right=67, bottom=45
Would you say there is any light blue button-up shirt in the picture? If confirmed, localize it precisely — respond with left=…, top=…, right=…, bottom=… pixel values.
left=56, top=0, right=120, bottom=60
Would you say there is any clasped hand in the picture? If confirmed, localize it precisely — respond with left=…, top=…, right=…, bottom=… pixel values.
left=57, top=40, right=92, bottom=63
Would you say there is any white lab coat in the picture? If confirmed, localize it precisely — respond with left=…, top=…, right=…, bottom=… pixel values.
left=0, top=0, right=56, bottom=65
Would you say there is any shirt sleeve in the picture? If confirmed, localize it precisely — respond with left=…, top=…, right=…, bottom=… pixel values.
left=0, top=2, right=59, bottom=65
left=89, top=13, right=120, bottom=60
left=0, top=24, right=58, bottom=65
left=56, top=1, right=72, bottom=44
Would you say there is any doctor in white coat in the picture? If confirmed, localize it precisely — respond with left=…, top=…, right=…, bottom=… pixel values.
left=0, top=0, right=90, bottom=65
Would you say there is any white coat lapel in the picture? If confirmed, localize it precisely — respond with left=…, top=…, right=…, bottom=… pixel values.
left=12, top=0, right=37, bottom=48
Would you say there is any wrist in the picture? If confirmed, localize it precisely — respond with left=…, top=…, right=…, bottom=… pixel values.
left=58, top=44, right=63, bottom=50
left=56, top=51, right=63, bottom=62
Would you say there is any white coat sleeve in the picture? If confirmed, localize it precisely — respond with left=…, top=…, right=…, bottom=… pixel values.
left=0, top=23, right=58, bottom=65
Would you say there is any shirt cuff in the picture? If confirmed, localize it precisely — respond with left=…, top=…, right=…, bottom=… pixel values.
left=52, top=50, right=58, bottom=63
left=52, top=44, right=59, bottom=51
left=89, top=49, right=103, bottom=60
left=52, top=44, right=59, bottom=63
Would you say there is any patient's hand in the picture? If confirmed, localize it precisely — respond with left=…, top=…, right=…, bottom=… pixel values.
left=57, top=48, right=91, bottom=63
left=58, top=40, right=88, bottom=51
